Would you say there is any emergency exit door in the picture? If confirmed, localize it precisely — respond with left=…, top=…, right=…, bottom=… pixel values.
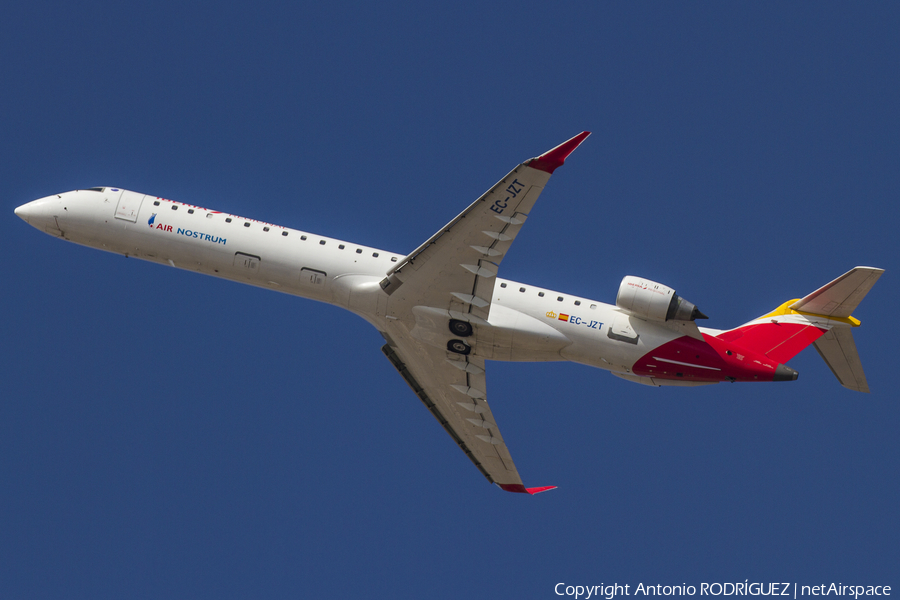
left=114, top=190, right=145, bottom=222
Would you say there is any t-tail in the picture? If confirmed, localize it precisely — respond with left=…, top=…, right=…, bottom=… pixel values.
left=715, top=267, right=884, bottom=392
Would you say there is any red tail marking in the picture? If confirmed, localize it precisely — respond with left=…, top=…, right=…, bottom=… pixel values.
left=499, top=484, right=557, bottom=495
left=718, top=323, right=826, bottom=364
left=632, top=335, right=790, bottom=382
left=528, top=132, right=591, bottom=174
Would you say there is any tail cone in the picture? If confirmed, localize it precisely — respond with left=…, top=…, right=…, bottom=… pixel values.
left=773, top=364, right=799, bottom=382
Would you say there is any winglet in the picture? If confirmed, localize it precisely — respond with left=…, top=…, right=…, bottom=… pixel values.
left=527, top=131, right=591, bottom=174
left=498, top=483, right=558, bottom=495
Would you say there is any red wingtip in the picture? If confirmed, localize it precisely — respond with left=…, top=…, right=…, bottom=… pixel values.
left=527, top=131, right=591, bottom=174
left=498, top=484, right=558, bottom=495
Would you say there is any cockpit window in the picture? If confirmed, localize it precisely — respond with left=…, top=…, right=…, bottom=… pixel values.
left=86, top=187, right=104, bottom=192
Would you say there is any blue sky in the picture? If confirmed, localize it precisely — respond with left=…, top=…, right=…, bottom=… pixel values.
left=3, top=2, right=898, bottom=598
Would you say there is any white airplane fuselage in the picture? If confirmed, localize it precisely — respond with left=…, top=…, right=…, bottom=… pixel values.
left=16, top=187, right=715, bottom=382
left=14, top=131, right=881, bottom=494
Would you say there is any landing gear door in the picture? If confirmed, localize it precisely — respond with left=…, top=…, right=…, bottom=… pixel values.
left=115, top=190, right=145, bottom=222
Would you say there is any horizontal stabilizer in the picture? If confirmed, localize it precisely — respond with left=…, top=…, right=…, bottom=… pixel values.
left=790, top=267, right=884, bottom=318
left=813, top=327, right=870, bottom=393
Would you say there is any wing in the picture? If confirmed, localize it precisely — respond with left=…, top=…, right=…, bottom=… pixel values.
left=381, top=333, right=552, bottom=494
left=379, top=132, right=590, bottom=323
left=378, top=133, right=590, bottom=493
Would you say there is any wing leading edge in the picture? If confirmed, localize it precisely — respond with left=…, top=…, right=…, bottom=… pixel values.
left=378, top=133, right=590, bottom=494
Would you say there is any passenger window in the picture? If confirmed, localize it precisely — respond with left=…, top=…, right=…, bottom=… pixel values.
left=590, top=304, right=597, bottom=309
left=153, top=200, right=160, bottom=206
left=263, top=227, right=269, bottom=232
left=282, top=231, right=288, bottom=236
left=356, top=249, right=362, bottom=254
left=301, top=235, right=307, bottom=240
left=574, top=300, right=581, bottom=306
left=319, top=240, right=326, bottom=245
left=519, top=287, right=526, bottom=293
left=339, top=244, right=345, bottom=249
left=391, top=257, right=397, bottom=262
left=187, top=209, right=194, bottom=214
left=243, top=222, right=250, bottom=227
left=538, top=292, right=544, bottom=297
left=372, top=252, right=379, bottom=257
left=500, top=283, right=507, bottom=288
left=557, top=297, right=563, bottom=302
left=225, top=218, right=232, bottom=223
left=171, top=205, right=177, bottom=210
left=206, top=213, right=212, bottom=219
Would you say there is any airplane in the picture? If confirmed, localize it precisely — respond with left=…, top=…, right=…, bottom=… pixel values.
left=14, top=132, right=883, bottom=495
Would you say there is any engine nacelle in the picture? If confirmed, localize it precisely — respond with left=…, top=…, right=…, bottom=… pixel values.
left=616, top=276, right=707, bottom=322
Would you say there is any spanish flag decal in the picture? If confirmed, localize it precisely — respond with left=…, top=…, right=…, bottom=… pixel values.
left=558, top=314, right=569, bottom=322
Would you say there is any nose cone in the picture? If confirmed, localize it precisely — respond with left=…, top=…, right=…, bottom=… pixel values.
left=15, top=195, right=64, bottom=234
left=14, top=202, right=31, bottom=223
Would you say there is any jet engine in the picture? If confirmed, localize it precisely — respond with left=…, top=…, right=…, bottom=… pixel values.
left=616, top=276, right=707, bottom=322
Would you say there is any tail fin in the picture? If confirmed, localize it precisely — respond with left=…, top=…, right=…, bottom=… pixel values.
left=717, top=267, right=883, bottom=392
